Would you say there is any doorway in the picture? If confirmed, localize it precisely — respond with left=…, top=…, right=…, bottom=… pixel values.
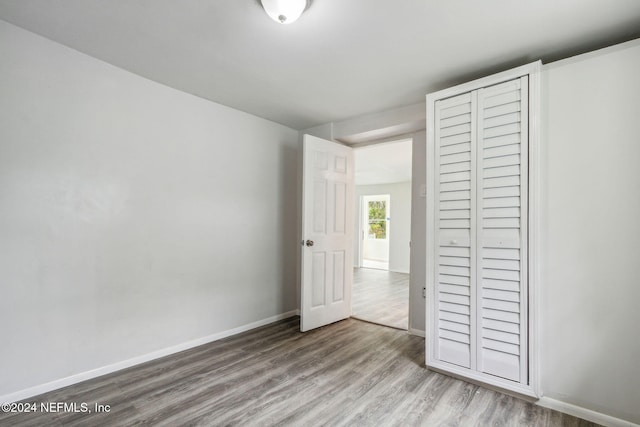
left=351, top=139, right=412, bottom=330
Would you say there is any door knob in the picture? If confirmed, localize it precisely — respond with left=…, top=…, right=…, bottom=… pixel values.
left=305, top=240, right=314, bottom=247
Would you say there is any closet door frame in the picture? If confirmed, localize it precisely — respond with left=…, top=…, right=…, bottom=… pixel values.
left=425, top=61, right=541, bottom=398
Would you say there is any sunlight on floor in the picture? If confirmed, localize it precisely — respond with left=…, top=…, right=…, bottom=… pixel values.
left=361, top=259, right=389, bottom=270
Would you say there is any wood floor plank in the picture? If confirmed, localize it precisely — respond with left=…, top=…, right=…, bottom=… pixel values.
left=0, top=317, right=601, bottom=426
left=352, top=267, right=409, bottom=330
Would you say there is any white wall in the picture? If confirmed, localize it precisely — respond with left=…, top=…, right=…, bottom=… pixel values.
left=540, top=40, right=640, bottom=424
left=409, top=130, right=427, bottom=334
left=0, top=20, right=299, bottom=398
left=354, top=183, right=411, bottom=273
left=363, top=238, right=389, bottom=262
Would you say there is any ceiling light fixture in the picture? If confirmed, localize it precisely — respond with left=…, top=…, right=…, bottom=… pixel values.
left=260, top=0, right=309, bottom=25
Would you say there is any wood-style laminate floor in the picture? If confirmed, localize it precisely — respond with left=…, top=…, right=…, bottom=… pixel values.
left=0, top=317, right=598, bottom=427
left=352, top=267, right=409, bottom=330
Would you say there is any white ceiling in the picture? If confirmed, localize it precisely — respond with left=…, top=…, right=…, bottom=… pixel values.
left=355, top=139, right=412, bottom=186
left=1, top=1, right=639, bottom=130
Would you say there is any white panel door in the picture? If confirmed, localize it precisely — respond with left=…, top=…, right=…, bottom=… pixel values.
left=301, top=134, right=354, bottom=332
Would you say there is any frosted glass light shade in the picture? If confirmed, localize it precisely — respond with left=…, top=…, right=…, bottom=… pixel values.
left=260, top=0, right=307, bottom=25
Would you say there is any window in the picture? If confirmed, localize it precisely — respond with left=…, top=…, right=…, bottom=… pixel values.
left=367, top=200, right=386, bottom=239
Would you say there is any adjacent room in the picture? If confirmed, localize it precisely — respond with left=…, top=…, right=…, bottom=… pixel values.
left=352, top=140, right=412, bottom=330
left=1, top=1, right=639, bottom=426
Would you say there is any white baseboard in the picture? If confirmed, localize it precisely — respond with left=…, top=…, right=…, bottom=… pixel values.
left=537, top=397, right=638, bottom=427
left=408, top=328, right=425, bottom=337
left=0, top=310, right=299, bottom=404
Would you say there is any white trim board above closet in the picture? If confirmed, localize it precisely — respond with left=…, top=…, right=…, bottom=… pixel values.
left=425, top=62, right=541, bottom=398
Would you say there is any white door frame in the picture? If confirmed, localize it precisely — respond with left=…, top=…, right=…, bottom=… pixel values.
left=300, top=134, right=416, bottom=332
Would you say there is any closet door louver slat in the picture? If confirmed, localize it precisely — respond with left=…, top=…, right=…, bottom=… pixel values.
left=476, top=77, right=528, bottom=383
left=434, top=92, right=477, bottom=369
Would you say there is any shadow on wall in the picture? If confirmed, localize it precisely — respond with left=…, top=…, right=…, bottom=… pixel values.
left=279, top=143, right=299, bottom=313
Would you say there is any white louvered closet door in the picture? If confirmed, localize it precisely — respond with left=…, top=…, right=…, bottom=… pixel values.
left=476, top=77, right=528, bottom=383
left=430, top=75, right=530, bottom=388
left=434, top=92, right=477, bottom=369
